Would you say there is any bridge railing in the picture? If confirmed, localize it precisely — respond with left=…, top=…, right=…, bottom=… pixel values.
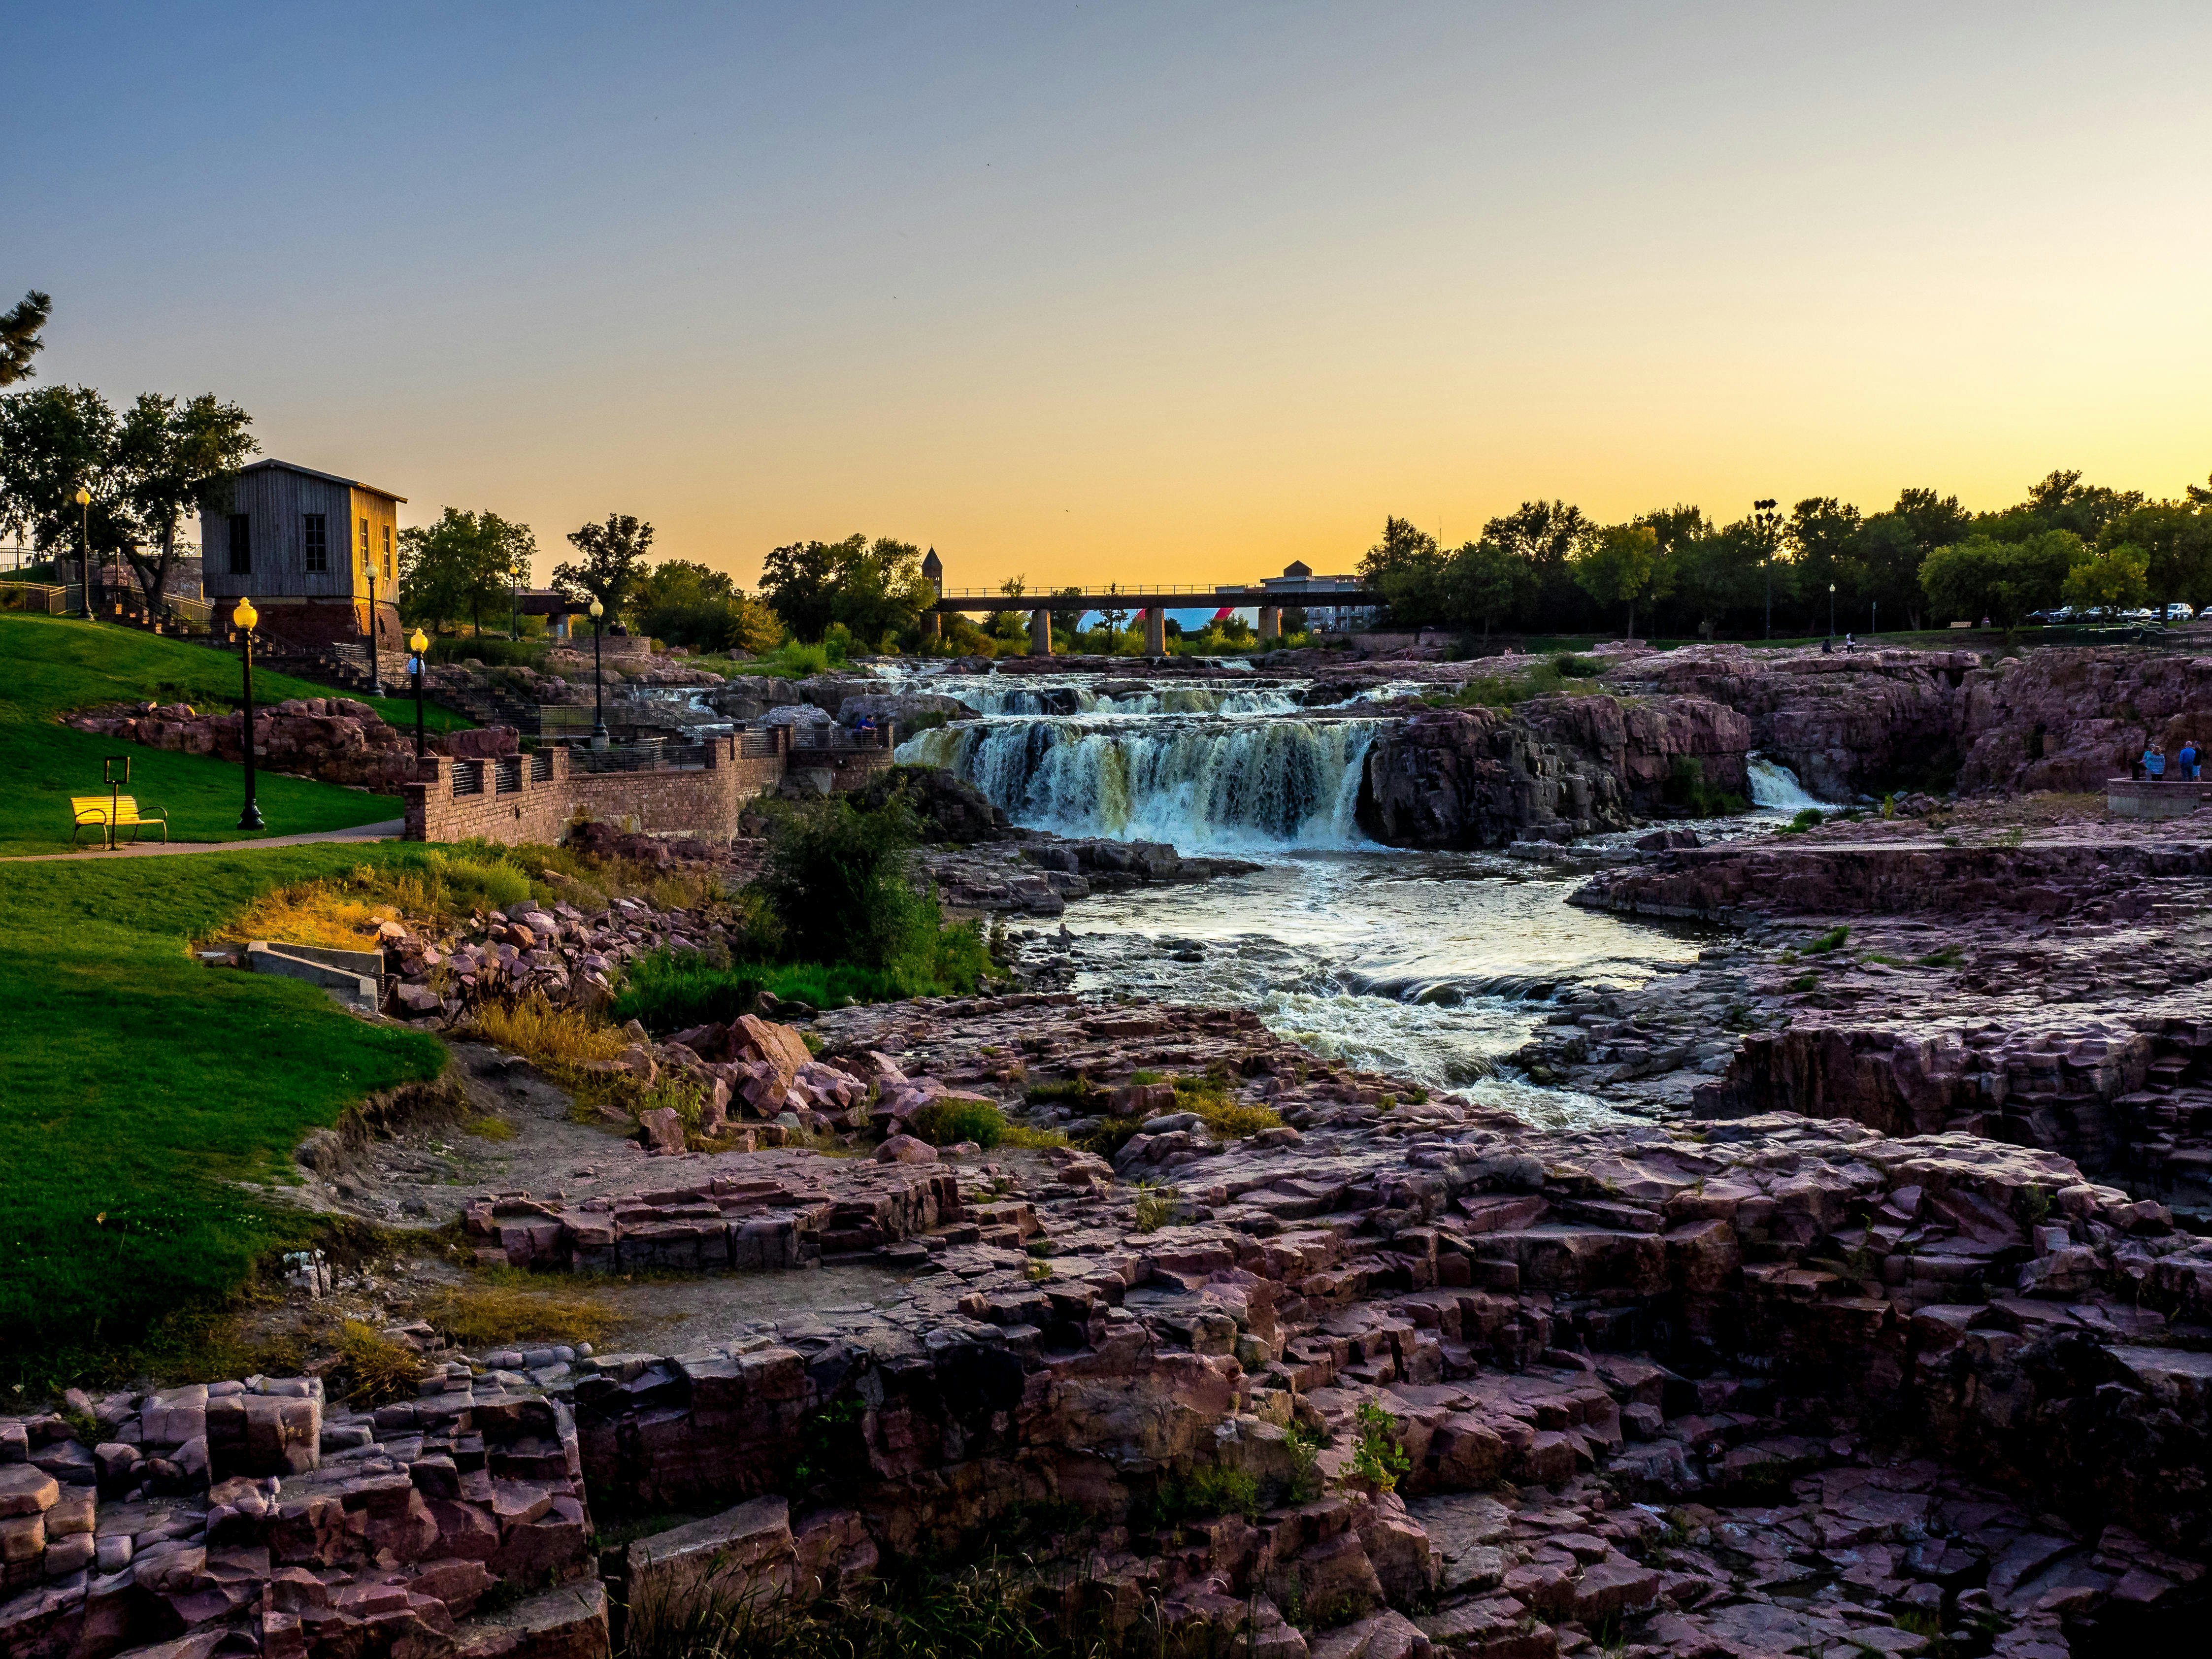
left=934, top=583, right=1267, bottom=598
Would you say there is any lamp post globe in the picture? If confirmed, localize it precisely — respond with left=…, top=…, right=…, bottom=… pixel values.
left=232, top=598, right=264, bottom=830
left=409, top=628, right=430, bottom=761
left=73, top=487, right=93, bottom=619
left=1828, top=581, right=1837, bottom=640
left=588, top=597, right=609, bottom=747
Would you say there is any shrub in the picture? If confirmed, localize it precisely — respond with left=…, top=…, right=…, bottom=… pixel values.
left=1172, top=1075, right=1283, bottom=1139
left=1917, top=945, right=1965, bottom=968
left=1132, top=1182, right=1175, bottom=1232
left=338, top=1321, right=427, bottom=1408
left=1025, top=1075, right=1101, bottom=1105
left=1351, top=1401, right=1410, bottom=1493
left=998, top=1123, right=1070, bottom=1149
left=1285, top=1423, right=1324, bottom=1502
left=755, top=792, right=935, bottom=969
left=611, top=950, right=769, bottom=1034
left=1804, top=926, right=1850, bottom=954
left=1662, top=756, right=1749, bottom=818
left=1776, top=807, right=1824, bottom=836
left=909, top=1097, right=1006, bottom=1149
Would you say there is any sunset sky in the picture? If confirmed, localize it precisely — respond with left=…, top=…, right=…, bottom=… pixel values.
left=13, top=1, right=2212, bottom=593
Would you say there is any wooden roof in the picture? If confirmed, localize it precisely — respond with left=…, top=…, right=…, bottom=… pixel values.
left=237, top=458, right=408, bottom=503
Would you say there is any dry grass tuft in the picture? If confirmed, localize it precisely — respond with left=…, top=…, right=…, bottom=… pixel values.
left=422, top=1278, right=611, bottom=1348
left=339, top=1320, right=429, bottom=1407
left=462, top=1116, right=516, bottom=1141
left=469, top=996, right=627, bottom=1070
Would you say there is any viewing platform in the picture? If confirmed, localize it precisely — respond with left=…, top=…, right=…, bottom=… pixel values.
left=2108, top=778, right=2212, bottom=819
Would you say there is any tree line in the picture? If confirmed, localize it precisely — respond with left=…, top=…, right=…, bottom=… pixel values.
left=1362, top=470, right=2212, bottom=640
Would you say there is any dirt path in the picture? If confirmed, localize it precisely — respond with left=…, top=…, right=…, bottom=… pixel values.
left=2, top=818, right=405, bottom=861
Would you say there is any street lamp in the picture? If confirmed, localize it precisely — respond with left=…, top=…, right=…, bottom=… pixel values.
left=233, top=598, right=264, bottom=830
left=1752, top=499, right=1781, bottom=640
left=1828, top=582, right=1837, bottom=641
left=589, top=597, right=609, bottom=746
left=409, top=628, right=429, bottom=761
left=73, top=487, right=92, bottom=619
left=363, top=555, right=385, bottom=697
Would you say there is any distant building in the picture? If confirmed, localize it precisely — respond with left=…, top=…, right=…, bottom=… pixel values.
left=1214, top=561, right=1378, bottom=629
left=199, top=459, right=406, bottom=650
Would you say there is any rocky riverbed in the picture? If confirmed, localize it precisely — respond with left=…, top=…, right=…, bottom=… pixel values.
left=17, top=638, right=2212, bottom=1659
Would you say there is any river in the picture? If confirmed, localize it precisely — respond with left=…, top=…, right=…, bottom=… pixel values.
left=871, top=664, right=1817, bottom=1127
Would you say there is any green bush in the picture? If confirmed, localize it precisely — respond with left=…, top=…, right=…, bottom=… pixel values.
left=1662, top=755, right=1749, bottom=817
left=1804, top=926, right=1850, bottom=954
left=755, top=791, right=941, bottom=970
left=610, top=950, right=769, bottom=1032
left=909, top=1097, right=1006, bottom=1149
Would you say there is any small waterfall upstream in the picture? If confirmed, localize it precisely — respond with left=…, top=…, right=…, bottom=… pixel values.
left=1747, top=752, right=1831, bottom=813
left=898, top=715, right=1381, bottom=846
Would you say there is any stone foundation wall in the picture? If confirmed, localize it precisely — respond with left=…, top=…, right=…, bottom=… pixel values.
left=402, top=737, right=867, bottom=847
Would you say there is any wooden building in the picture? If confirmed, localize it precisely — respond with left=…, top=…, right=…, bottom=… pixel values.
left=199, top=459, right=406, bottom=650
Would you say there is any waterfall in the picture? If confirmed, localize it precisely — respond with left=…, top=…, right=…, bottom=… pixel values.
left=898, top=716, right=1381, bottom=847
left=1747, top=752, right=1830, bottom=813
left=939, top=681, right=1302, bottom=717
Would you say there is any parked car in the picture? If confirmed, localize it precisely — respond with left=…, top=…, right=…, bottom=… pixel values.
left=2165, top=602, right=2201, bottom=621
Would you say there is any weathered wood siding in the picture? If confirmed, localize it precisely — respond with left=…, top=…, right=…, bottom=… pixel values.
left=201, top=467, right=357, bottom=601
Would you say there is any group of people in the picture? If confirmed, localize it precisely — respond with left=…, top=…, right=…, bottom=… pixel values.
left=2138, top=738, right=2202, bottom=781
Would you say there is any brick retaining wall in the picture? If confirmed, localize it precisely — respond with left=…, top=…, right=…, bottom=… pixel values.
left=403, top=734, right=895, bottom=847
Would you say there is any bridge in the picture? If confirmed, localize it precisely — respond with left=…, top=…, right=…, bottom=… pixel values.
left=920, top=556, right=1384, bottom=654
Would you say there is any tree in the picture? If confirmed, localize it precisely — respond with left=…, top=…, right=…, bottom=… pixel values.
left=1671, top=519, right=1765, bottom=639
left=1359, top=517, right=1447, bottom=626
left=632, top=559, right=782, bottom=653
left=1049, top=585, right=1086, bottom=640
left=0, top=292, right=52, bottom=387
left=112, top=393, right=256, bottom=614
left=759, top=537, right=840, bottom=641
left=1480, top=500, right=1590, bottom=628
left=2061, top=541, right=2149, bottom=612
left=553, top=513, right=654, bottom=620
left=1788, top=498, right=1861, bottom=629
left=759, top=533, right=935, bottom=646
left=1442, top=539, right=1520, bottom=642
left=1918, top=531, right=2074, bottom=628
left=1569, top=523, right=1669, bottom=639
left=1892, top=487, right=1972, bottom=552
left=400, top=508, right=533, bottom=634
left=0, top=385, right=125, bottom=580
left=2024, top=469, right=2142, bottom=541
left=2096, top=502, right=2212, bottom=617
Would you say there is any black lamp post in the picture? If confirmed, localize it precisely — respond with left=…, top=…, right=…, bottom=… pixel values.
left=233, top=597, right=264, bottom=830
left=589, top=597, right=609, bottom=746
left=1828, top=582, right=1837, bottom=641
left=74, top=487, right=93, bottom=620
left=1752, top=498, right=1781, bottom=640
left=409, top=628, right=429, bottom=761
left=363, top=560, right=385, bottom=697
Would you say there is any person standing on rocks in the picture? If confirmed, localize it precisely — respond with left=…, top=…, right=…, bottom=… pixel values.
left=2145, top=743, right=2166, bottom=781
left=2181, top=738, right=2201, bottom=781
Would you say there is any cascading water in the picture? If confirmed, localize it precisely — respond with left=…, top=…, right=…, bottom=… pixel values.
left=1746, top=752, right=1832, bottom=814
left=899, top=716, right=1380, bottom=846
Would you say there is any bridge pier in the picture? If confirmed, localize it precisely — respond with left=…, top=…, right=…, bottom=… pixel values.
left=1029, top=607, right=1052, bottom=656
left=1258, top=605, right=1281, bottom=643
left=1144, top=607, right=1166, bottom=656
left=924, top=611, right=941, bottom=643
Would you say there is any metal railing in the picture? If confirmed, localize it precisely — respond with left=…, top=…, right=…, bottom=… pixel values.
left=570, top=741, right=711, bottom=773
left=0, top=582, right=68, bottom=615
left=494, top=757, right=524, bottom=795
left=530, top=751, right=554, bottom=782
left=452, top=761, right=486, bottom=798
left=789, top=724, right=895, bottom=751
left=936, top=583, right=1258, bottom=598
left=737, top=729, right=782, bottom=758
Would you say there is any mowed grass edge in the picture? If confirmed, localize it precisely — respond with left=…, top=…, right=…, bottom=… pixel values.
left=0, top=844, right=447, bottom=1381
left=0, top=613, right=463, bottom=855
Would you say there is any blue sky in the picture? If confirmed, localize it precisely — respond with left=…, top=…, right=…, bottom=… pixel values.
left=11, top=2, right=2212, bottom=589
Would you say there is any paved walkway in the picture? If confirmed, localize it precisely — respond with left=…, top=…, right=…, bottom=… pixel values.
left=1, top=820, right=406, bottom=863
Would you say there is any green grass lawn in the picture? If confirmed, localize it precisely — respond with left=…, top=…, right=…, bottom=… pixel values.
left=0, top=845, right=446, bottom=1383
left=0, top=614, right=465, bottom=855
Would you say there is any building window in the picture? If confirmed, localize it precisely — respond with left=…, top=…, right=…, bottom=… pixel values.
left=359, top=517, right=370, bottom=564
left=302, top=513, right=327, bottom=573
left=383, top=524, right=393, bottom=580
left=228, top=514, right=251, bottom=575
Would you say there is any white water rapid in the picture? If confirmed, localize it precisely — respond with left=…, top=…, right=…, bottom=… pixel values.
left=1746, top=753, right=1831, bottom=814
left=898, top=715, right=1381, bottom=848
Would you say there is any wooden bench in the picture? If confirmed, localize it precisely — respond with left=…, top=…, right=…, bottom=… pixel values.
left=70, top=795, right=168, bottom=848
left=536, top=704, right=598, bottom=741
